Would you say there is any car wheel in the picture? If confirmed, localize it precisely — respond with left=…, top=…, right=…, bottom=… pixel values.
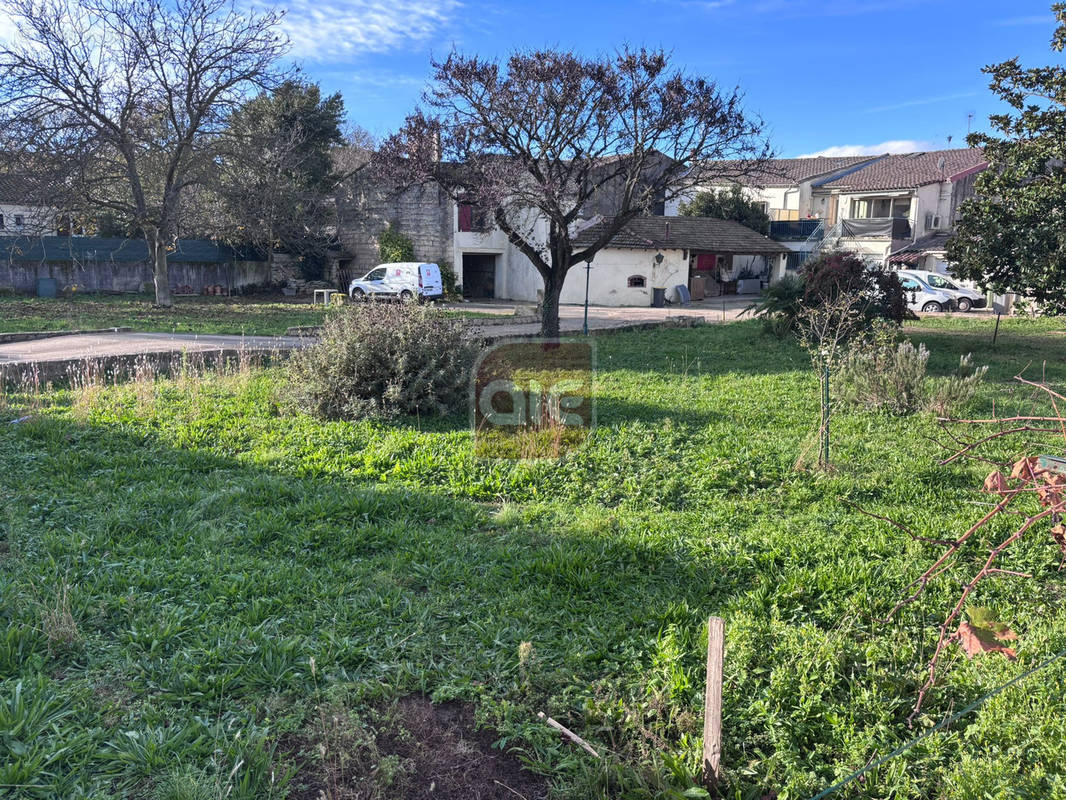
left=399, top=289, right=415, bottom=303
left=921, top=301, right=943, bottom=313
left=957, top=297, right=972, bottom=312
left=351, top=288, right=366, bottom=301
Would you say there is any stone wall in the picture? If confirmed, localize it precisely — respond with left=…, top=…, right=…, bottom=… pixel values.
left=0, top=258, right=270, bottom=294
left=335, top=174, right=454, bottom=274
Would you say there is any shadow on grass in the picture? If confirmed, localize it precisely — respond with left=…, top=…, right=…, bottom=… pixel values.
left=0, top=411, right=771, bottom=797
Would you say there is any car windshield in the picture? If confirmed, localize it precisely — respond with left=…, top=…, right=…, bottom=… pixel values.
left=925, top=274, right=958, bottom=290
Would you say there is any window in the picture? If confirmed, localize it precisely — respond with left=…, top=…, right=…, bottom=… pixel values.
left=627, top=274, right=646, bottom=288
left=365, top=267, right=386, bottom=281
left=457, top=201, right=489, bottom=232
left=0, top=214, right=4, bottom=229
left=458, top=203, right=473, bottom=232
left=13, top=214, right=24, bottom=228
left=850, top=197, right=911, bottom=219
left=925, top=274, right=958, bottom=290
left=900, top=277, right=921, bottom=291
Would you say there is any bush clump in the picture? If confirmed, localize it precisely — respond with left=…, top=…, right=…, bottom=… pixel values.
left=378, top=225, right=415, bottom=263
left=839, top=327, right=987, bottom=415
left=751, top=252, right=907, bottom=337
left=286, top=304, right=481, bottom=420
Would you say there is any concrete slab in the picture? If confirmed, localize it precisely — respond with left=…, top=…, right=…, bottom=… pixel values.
left=452, top=295, right=758, bottom=332
left=0, top=331, right=302, bottom=366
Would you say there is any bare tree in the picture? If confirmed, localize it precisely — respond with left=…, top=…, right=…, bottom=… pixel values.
left=0, top=0, right=288, bottom=306
left=379, top=47, right=770, bottom=337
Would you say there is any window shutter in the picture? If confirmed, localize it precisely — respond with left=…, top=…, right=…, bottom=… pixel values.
left=458, top=204, right=473, bottom=232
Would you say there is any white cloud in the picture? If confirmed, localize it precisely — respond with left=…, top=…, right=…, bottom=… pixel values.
left=993, top=14, right=1056, bottom=27
left=864, top=91, right=979, bottom=114
left=347, top=70, right=428, bottom=90
left=798, top=140, right=937, bottom=158
left=276, top=0, right=460, bottom=61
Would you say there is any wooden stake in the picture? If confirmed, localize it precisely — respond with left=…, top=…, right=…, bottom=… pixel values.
left=537, top=712, right=600, bottom=758
left=702, top=616, right=725, bottom=790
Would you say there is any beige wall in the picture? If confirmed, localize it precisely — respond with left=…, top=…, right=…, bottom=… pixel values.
left=0, top=203, right=56, bottom=236
left=559, top=247, right=688, bottom=306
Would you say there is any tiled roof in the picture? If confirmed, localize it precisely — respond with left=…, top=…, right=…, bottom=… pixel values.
left=0, top=236, right=244, bottom=263
left=702, top=156, right=878, bottom=187
left=574, top=216, right=790, bottom=254
left=886, top=232, right=953, bottom=264
left=0, top=174, right=44, bottom=204
left=816, top=148, right=986, bottom=191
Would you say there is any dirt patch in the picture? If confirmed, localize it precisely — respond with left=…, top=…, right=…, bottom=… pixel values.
left=287, top=695, right=548, bottom=800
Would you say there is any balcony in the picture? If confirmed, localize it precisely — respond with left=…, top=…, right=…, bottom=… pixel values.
left=840, top=217, right=912, bottom=240
left=769, top=219, right=823, bottom=241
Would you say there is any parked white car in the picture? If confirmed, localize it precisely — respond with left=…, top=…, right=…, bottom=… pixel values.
left=348, top=262, right=444, bottom=302
left=898, top=273, right=956, bottom=313
left=898, top=269, right=986, bottom=312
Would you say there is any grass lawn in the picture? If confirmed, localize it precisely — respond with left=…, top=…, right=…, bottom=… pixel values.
left=0, top=293, right=333, bottom=337
left=2, top=316, right=1066, bottom=799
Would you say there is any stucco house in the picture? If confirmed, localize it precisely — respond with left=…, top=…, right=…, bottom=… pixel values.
left=0, top=174, right=57, bottom=237
left=567, top=216, right=790, bottom=305
left=807, top=148, right=987, bottom=266
left=665, top=155, right=879, bottom=221
left=335, top=153, right=789, bottom=307
left=668, top=148, right=988, bottom=270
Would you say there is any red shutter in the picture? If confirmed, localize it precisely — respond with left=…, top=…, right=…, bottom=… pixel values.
left=458, top=203, right=473, bottom=232
left=696, top=253, right=716, bottom=271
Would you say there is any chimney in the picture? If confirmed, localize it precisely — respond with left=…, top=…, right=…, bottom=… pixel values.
left=431, top=128, right=442, bottom=163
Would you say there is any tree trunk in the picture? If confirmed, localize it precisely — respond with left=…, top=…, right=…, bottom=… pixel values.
left=148, top=227, right=173, bottom=307
left=539, top=238, right=571, bottom=338
left=540, top=268, right=563, bottom=338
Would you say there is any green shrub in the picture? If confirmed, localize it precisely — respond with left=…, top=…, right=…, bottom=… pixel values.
left=801, top=251, right=906, bottom=325
left=437, top=259, right=460, bottom=297
left=285, top=303, right=481, bottom=420
left=926, top=353, right=989, bottom=416
left=747, top=273, right=804, bottom=335
left=839, top=331, right=987, bottom=415
left=378, top=225, right=415, bottom=263
left=752, top=254, right=906, bottom=340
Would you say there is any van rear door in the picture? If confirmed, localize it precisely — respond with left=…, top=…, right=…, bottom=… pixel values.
left=419, top=263, right=443, bottom=297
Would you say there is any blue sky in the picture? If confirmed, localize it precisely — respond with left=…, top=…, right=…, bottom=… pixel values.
left=280, top=0, right=1063, bottom=157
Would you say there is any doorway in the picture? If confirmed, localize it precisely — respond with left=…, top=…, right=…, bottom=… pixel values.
left=462, top=253, right=497, bottom=299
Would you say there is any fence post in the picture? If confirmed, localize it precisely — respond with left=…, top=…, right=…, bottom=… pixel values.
left=821, top=364, right=830, bottom=468
left=702, top=616, right=725, bottom=790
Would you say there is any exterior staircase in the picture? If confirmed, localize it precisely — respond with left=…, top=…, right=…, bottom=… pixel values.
left=800, top=220, right=842, bottom=263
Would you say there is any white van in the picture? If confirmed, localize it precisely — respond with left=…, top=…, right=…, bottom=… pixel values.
left=898, top=273, right=956, bottom=313
left=898, top=270, right=986, bottom=312
left=348, top=262, right=444, bottom=302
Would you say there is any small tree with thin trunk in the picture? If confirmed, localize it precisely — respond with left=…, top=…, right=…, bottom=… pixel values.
left=0, top=0, right=288, bottom=306
left=379, top=48, right=770, bottom=337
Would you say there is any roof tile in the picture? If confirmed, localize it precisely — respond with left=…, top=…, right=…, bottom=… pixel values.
left=817, top=148, right=986, bottom=191
left=575, top=216, right=790, bottom=254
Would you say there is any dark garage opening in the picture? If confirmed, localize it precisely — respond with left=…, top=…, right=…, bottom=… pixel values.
left=462, top=253, right=497, bottom=299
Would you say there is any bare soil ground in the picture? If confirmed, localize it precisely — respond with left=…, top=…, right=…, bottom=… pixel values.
left=287, top=696, right=549, bottom=800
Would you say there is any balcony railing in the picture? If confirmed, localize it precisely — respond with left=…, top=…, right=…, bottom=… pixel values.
left=769, top=219, right=823, bottom=241
left=840, top=217, right=912, bottom=240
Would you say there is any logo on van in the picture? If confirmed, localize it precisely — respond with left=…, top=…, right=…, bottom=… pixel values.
left=472, top=339, right=595, bottom=459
